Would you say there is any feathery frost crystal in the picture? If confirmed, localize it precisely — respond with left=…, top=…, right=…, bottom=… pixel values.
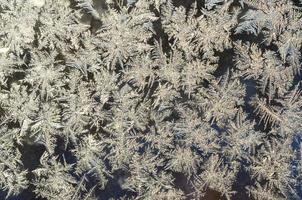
left=0, top=0, right=301, bottom=199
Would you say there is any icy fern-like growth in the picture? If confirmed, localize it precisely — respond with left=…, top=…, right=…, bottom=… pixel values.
left=0, top=0, right=301, bottom=199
